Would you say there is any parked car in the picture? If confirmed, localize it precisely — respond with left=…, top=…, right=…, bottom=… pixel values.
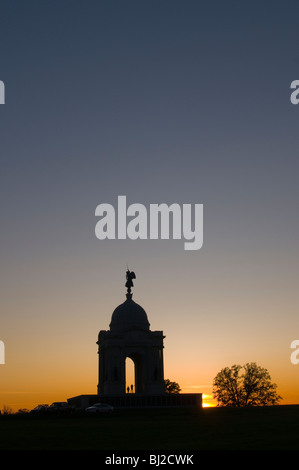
left=85, top=403, right=114, bottom=414
left=47, top=402, right=74, bottom=414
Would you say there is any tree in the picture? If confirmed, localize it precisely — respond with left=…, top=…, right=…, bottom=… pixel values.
left=17, top=408, right=30, bottom=414
left=164, top=379, right=181, bottom=394
left=213, top=362, right=282, bottom=407
left=2, top=405, right=13, bottom=415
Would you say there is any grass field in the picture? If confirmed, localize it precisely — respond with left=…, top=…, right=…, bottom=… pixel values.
left=0, top=405, right=298, bottom=450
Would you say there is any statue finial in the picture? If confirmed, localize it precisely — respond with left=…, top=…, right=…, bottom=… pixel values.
left=125, top=269, right=136, bottom=299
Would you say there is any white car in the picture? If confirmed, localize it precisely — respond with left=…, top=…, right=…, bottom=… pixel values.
left=85, top=403, right=114, bottom=414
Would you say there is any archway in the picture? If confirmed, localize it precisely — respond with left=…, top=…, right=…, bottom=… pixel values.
left=125, top=357, right=135, bottom=393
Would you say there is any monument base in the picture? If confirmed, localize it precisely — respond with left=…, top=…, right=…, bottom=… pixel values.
left=67, top=393, right=202, bottom=410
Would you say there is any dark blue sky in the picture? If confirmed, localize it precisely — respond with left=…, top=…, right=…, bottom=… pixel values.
left=0, top=1, right=299, bottom=408
left=1, top=0, right=298, bottom=295
left=1, top=0, right=298, bottom=257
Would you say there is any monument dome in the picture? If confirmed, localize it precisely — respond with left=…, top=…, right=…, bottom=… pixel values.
left=110, top=297, right=150, bottom=332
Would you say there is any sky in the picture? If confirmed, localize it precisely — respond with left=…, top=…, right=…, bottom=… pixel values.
left=0, top=0, right=299, bottom=411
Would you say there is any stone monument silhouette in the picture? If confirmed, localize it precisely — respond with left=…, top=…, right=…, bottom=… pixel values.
left=97, top=270, right=165, bottom=396
left=67, top=270, right=202, bottom=409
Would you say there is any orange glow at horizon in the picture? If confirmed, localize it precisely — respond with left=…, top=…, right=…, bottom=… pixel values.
left=1, top=269, right=299, bottom=413
left=1, top=371, right=297, bottom=413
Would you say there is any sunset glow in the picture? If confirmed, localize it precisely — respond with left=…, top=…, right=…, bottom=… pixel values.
left=1, top=1, right=299, bottom=418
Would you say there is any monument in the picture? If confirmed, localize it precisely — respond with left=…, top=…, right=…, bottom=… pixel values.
left=68, top=270, right=202, bottom=409
left=97, top=270, right=165, bottom=396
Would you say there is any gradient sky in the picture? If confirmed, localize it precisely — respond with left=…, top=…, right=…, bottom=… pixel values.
left=0, top=0, right=299, bottom=410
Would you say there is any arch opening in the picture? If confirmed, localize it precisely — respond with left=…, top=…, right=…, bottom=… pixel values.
left=125, top=357, right=135, bottom=393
